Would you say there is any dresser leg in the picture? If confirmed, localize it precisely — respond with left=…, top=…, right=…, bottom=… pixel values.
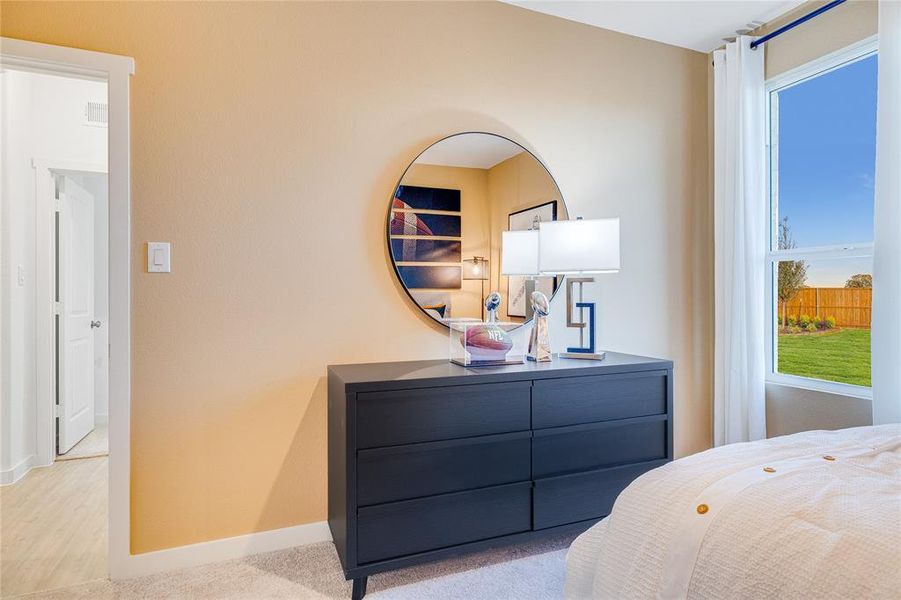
left=351, top=576, right=368, bottom=600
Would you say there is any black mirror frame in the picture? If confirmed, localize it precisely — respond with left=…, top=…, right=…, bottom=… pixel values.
left=386, top=131, right=568, bottom=330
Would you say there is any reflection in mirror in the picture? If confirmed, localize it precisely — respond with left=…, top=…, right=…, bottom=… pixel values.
left=388, top=132, right=568, bottom=328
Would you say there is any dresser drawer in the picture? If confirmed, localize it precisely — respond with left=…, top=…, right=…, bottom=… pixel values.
left=532, top=416, right=667, bottom=478
left=356, top=381, right=531, bottom=448
left=357, top=431, right=531, bottom=506
left=532, top=371, right=667, bottom=429
left=533, top=460, right=666, bottom=529
left=357, top=482, right=532, bottom=563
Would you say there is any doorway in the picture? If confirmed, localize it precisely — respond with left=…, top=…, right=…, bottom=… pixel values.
left=54, top=171, right=110, bottom=461
left=1, top=35, right=134, bottom=584
left=0, top=67, right=110, bottom=597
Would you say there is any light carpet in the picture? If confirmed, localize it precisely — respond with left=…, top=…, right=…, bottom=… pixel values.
left=17, top=532, right=574, bottom=599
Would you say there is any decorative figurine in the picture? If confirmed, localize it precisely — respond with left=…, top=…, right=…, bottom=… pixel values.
left=484, top=291, right=502, bottom=319
left=527, top=291, right=552, bottom=362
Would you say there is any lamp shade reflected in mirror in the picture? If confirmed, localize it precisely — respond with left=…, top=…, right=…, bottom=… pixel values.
left=501, top=230, right=539, bottom=276
left=387, top=132, right=568, bottom=328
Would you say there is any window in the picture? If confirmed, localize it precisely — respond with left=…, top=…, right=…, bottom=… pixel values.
left=766, top=39, right=877, bottom=397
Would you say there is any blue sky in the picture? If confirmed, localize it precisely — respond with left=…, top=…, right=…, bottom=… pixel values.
left=777, top=53, right=877, bottom=286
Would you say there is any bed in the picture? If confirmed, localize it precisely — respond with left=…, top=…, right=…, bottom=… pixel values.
left=565, top=424, right=901, bottom=599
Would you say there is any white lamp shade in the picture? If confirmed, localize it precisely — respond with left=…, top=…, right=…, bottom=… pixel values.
left=538, top=218, right=620, bottom=275
left=501, top=230, right=539, bottom=275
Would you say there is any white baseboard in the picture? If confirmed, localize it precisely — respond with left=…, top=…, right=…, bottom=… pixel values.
left=113, top=520, right=332, bottom=580
left=0, top=454, right=35, bottom=486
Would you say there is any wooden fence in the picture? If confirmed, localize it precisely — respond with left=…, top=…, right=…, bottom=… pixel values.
left=779, top=287, right=872, bottom=328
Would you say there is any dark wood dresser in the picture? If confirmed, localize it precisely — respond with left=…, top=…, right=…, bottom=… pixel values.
left=327, top=352, right=673, bottom=599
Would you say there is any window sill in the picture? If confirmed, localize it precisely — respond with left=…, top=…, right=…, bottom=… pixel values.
left=766, top=374, right=873, bottom=400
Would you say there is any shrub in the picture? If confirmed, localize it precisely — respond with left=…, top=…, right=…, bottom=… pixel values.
left=790, top=325, right=802, bottom=334
left=825, top=316, right=837, bottom=329
left=806, top=322, right=818, bottom=333
left=787, top=316, right=797, bottom=327
left=814, top=315, right=824, bottom=328
left=799, top=314, right=811, bottom=327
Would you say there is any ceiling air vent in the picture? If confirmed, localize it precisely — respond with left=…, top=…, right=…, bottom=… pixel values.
left=84, top=101, right=108, bottom=128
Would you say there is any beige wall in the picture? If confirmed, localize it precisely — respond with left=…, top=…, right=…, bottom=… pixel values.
left=399, top=162, right=490, bottom=319
left=756, top=0, right=877, bottom=78
left=1, top=1, right=711, bottom=553
left=755, top=0, right=877, bottom=436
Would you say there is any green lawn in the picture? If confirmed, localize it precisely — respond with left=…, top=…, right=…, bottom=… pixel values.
left=778, top=328, right=871, bottom=387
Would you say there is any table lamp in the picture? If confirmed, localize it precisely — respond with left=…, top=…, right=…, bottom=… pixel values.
left=462, top=256, right=489, bottom=320
left=501, top=229, right=551, bottom=361
left=501, top=228, right=539, bottom=305
left=501, top=230, right=539, bottom=276
left=538, top=217, right=620, bottom=360
left=501, top=229, right=541, bottom=320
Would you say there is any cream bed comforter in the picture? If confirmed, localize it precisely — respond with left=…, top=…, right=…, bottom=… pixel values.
left=565, top=425, right=901, bottom=599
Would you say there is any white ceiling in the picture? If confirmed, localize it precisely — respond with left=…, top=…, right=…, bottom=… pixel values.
left=502, top=0, right=806, bottom=53
left=415, top=134, right=525, bottom=169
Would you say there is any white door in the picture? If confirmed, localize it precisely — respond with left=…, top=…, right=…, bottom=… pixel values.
left=57, top=175, right=96, bottom=454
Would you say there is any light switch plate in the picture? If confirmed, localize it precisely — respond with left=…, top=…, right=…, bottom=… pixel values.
left=147, top=242, right=171, bottom=273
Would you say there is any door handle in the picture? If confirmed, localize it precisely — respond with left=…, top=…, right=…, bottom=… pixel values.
left=91, top=320, right=102, bottom=329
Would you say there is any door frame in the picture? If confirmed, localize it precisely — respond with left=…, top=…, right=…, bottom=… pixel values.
left=1, top=37, right=134, bottom=579
left=34, top=160, right=107, bottom=467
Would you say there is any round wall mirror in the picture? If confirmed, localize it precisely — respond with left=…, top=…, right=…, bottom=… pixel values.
left=387, top=132, right=568, bottom=328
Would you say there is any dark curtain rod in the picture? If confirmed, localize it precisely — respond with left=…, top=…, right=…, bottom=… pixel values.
left=750, top=0, right=847, bottom=50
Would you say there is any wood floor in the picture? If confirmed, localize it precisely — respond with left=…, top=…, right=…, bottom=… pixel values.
left=0, top=456, right=107, bottom=598
left=56, top=426, right=109, bottom=462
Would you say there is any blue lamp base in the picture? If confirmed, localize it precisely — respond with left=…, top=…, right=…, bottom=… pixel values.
left=559, top=292, right=606, bottom=361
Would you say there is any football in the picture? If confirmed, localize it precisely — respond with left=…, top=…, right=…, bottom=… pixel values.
left=461, top=324, right=513, bottom=359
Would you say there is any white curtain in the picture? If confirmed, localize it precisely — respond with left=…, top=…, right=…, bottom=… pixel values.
left=713, top=36, right=767, bottom=446
left=872, top=1, right=901, bottom=425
